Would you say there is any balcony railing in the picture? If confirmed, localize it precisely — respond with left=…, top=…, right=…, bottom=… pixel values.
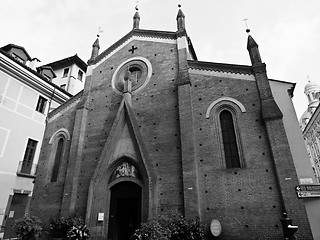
left=16, top=161, right=37, bottom=178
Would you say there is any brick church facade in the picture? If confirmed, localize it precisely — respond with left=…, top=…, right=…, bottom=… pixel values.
left=30, top=7, right=313, bottom=240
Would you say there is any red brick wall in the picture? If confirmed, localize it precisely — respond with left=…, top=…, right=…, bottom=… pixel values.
left=30, top=39, right=312, bottom=239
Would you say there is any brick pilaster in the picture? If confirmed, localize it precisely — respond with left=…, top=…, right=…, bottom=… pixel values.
left=176, top=31, right=200, bottom=219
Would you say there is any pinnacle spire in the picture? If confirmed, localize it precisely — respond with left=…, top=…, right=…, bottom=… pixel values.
left=176, top=4, right=185, bottom=31
left=88, top=35, right=100, bottom=64
left=133, top=4, right=140, bottom=29
left=247, top=34, right=262, bottom=65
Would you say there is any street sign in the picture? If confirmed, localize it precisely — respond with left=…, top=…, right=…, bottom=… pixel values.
left=296, top=185, right=320, bottom=198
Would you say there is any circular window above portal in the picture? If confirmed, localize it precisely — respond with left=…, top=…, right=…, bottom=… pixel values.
left=111, top=57, right=152, bottom=95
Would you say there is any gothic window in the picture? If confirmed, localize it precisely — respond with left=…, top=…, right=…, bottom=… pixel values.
left=48, top=128, right=70, bottom=183
left=112, top=57, right=152, bottom=95
left=219, top=110, right=241, bottom=168
left=127, top=66, right=142, bottom=85
left=51, top=138, right=64, bottom=182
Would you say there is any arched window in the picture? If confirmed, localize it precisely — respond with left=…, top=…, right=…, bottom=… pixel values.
left=51, top=138, right=64, bottom=182
left=219, top=110, right=241, bottom=168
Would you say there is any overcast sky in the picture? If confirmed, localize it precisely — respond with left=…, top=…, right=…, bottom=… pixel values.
left=1, top=0, right=319, bottom=118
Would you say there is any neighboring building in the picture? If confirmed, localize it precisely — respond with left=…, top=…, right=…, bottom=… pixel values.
left=299, top=81, right=320, bottom=183
left=302, top=104, right=320, bottom=183
left=272, top=79, right=320, bottom=240
left=0, top=44, right=82, bottom=239
left=299, top=81, right=320, bottom=132
left=39, top=54, right=87, bottom=96
left=30, top=7, right=314, bottom=240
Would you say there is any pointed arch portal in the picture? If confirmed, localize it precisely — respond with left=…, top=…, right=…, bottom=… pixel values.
left=86, top=95, right=155, bottom=239
left=107, top=181, right=142, bottom=240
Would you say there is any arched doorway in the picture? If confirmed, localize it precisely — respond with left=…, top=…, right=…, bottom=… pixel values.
left=107, top=181, right=142, bottom=240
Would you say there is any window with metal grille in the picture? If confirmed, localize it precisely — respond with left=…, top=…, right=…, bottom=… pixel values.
left=220, top=110, right=240, bottom=168
left=21, top=139, right=38, bottom=174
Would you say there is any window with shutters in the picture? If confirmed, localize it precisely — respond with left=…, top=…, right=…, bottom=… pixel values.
left=77, top=70, right=83, bottom=81
left=21, top=139, right=38, bottom=174
left=35, top=96, right=47, bottom=114
left=62, top=68, right=69, bottom=78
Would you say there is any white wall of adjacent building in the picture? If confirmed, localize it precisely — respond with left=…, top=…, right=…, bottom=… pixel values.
left=270, top=80, right=320, bottom=240
left=0, top=51, right=72, bottom=239
left=52, top=63, right=85, bottom=95
left=0, top=69, right=46, bottom=231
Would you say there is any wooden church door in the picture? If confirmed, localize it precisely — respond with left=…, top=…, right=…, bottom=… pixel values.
left=108, top=181, right=142, bottom=240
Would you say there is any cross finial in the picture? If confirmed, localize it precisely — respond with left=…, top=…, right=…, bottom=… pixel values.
left=307, top=75, right=310, bottom=83
left=97, top=27, right=103, bottom=38
left=242, top=18, right=250, bottom=33
left=135, top=0, right=139, bottom=10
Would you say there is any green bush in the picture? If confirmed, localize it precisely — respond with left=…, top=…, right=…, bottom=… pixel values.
left=131, top=216, right=204, bottom=240
left=66, top=224, right=90, bottom=240
left=49, top=216, right=71, bottom=238
left=49, top=215, right=89, bottom=239
left=14, top=216, right=42, bottom=240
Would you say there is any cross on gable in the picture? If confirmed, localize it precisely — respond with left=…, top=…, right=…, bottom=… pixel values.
left=129, top=46, right=137, bottom=54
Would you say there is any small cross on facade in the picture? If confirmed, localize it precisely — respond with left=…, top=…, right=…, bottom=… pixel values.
left=129, top=46, right=137, bottom=54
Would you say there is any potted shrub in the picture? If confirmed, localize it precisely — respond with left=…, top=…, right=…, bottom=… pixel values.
left=14, top=216, right=42, bottom=240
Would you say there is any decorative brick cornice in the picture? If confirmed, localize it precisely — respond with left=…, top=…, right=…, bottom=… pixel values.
left=92, top=29, right=177, bottom=65
left=176, top=29, right=187, bottom=38
left=47, top=90, right=83, bottom=122
left=188, top=60, right=253, bottom=75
